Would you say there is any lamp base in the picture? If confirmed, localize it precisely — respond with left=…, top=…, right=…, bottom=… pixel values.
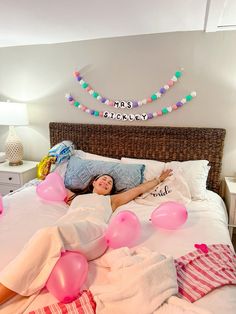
left=9, top=160, right=23, bottom=166
left=5, top=126, right=24, bottom=166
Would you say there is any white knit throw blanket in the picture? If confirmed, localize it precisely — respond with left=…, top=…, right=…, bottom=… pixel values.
left=91, top=247, right=177, bottom=314
left=155, top=296, right=212, bottom=314
left=91, top=247, right=212, bottom=314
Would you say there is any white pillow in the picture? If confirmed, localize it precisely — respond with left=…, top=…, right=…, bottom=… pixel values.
left=74, top=150, right=120, bottom=162
left=121, top=157, right=165, bottom=181
left=135, top=170, right=191, bottom=207
left=53, top=150, right=120, bottom=179
left=165, top=160, right=210, bottom=200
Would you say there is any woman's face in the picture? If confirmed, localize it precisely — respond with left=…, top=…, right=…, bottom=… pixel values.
left=92, top=175, right=114, bottom=195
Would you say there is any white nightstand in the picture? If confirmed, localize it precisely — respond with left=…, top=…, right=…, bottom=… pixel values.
left=0, top=160, right=38, bottom=196
left=224, top=177, right=236, bottom=239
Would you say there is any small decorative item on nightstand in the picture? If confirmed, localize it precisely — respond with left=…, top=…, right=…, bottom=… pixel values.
left=224, top=177, right=236, bottom=239
left=0, top=160, right=38, bottom=196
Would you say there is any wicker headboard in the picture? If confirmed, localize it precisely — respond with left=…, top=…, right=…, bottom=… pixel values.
left=49, top=122, right=226, bottom=194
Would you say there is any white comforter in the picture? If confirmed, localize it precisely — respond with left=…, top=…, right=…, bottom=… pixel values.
left=0, top=186, right=235, bottom=314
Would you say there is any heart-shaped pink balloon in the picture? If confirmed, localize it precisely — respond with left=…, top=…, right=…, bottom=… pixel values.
left=46, top=251, right=88, bottom=303
left=36, top=172, right=67, bottom=202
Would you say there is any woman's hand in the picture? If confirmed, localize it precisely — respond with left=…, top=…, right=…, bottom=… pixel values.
left=158, top=169, right=173, bottom=184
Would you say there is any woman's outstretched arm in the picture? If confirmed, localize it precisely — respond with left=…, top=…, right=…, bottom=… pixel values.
left=111, top=169, right=172, bottom=211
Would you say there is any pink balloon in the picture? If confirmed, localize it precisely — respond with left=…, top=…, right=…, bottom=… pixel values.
left=0, top=193, right=3, bottom=214
left=151, top=201, right=188, bottom=230
left=46, top=251, right=88, bottom=303
left=36, top=172, right=67, bottom=201
left=105, top=210, right=141, bottom=249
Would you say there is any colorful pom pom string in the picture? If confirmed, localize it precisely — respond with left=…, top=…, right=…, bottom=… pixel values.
left=73, top=70, right=183, bottom=109
left=65, top=91, right=196, bottom=122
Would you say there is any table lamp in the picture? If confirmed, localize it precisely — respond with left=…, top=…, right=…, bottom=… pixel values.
left=0, top=102, right=29, bottom=166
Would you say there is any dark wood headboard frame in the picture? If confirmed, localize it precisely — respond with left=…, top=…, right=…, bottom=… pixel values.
left=49, top=122, right=226, bottom=194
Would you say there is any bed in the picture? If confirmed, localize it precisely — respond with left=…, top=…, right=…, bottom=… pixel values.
left=0, top=122, right=235, bottom=314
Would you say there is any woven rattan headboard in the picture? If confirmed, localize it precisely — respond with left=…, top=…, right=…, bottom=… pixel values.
left=49, top=122, right=226, bottom=194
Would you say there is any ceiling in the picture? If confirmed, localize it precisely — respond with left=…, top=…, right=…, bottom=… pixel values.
left=0, top=0, right=236, bottom=48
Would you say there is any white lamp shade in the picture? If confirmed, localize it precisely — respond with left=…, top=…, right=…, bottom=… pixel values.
left=0, top=102, right=29, bottom=126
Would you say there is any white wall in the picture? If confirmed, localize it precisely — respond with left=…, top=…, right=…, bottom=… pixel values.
left=0, top=31, right=236, bottom=176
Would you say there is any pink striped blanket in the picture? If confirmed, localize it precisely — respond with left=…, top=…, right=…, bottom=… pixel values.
left=26, top=290, right=96, bottom=314
left=175, top=244, right=236, bottom=302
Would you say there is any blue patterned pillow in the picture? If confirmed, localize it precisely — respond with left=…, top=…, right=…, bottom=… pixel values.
left=64, top=156, right=145, bottom=192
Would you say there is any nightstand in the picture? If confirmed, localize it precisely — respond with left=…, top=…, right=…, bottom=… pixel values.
left=224, top=177, right=236, bottom=239
left=0, top=160, right=38, bottom=196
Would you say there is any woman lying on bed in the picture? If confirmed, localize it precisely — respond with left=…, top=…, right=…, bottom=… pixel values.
left=0, top=169, right=172, bottom=305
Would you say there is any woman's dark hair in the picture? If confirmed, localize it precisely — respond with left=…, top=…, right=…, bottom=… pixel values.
left=67, top=174, right=117, bottom=203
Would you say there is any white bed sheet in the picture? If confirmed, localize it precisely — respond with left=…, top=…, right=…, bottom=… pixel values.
left=0, top=186, right=235, bottom=314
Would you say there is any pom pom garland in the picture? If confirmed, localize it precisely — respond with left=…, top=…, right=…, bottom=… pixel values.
left=191, top=91, right=197, bottom=97
left=73, top=70, right=183, bottom=109
left=65, top=91, right=196, bottom=122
